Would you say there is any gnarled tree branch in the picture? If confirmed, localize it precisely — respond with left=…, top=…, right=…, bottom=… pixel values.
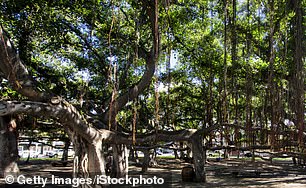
left=102, top=0, right=159, bottom=124
left=0, top=101, right=219, bottom=145
left=0, top=26, right=51, bottom=102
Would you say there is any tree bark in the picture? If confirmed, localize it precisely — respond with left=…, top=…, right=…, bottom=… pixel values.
left=267, top=0, right=276, bottom=150
left=142, top=149, right=150, bottom=172
left=71, top=132, right=105, bottom=188
left=111, top=144, right=129, bottom=178
left=0, top=116, right=19, bottom=178
left=292, top=0, right=305, bottom=149
left=221, top=0, right=229, bottom=124
left=191, top=134, right=206, bottom=182
left=61, top=138, right=70, bottom=161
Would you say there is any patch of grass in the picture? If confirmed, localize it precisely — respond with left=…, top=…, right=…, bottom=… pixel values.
left=238, top=157, right=264, bottom=161
left=272, top=157, right=292, bottom=161
left=207, top=154, right=220, bottom=158
left=156, top=155, right=175, bottom=159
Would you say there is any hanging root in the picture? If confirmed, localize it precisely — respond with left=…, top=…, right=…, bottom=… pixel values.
left=73, top=156, right=79, bottom=178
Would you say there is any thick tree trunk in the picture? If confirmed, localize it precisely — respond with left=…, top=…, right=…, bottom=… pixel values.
left=111, top=144, right=129, bottom=178
left=0, top=116, right=19, bottom=178
left=140, top=148, right=157, bottom=172
left=61, top=138, right=70, bottom=161
left=191, top=134, right=206, bottom=182
left=142, top=149, right=150, bottom=172
left=71, top=133, right=106, bottom=188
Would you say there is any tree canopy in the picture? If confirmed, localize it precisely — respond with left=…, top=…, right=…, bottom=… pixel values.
left=0, top=0, right=305, bottom=184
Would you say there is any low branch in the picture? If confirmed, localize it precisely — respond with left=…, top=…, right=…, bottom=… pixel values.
left=0, top=101, right=221, bottom=145
left=0, top=101, right=101, bottom=144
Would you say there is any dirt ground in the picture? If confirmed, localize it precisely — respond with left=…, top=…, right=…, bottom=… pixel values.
left=1, top=158, right=306, bottom=187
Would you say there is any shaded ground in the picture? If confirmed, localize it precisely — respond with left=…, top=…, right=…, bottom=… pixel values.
left=1, top=158, right=306, bottom=187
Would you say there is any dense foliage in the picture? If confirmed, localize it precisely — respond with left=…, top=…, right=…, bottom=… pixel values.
left=0, top=0, right=304, bottom=149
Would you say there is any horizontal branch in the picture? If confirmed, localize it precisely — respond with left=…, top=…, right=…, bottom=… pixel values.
left=0, top=101, right=101, bottom=144
left=0, top=101, right=220, bottom=145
